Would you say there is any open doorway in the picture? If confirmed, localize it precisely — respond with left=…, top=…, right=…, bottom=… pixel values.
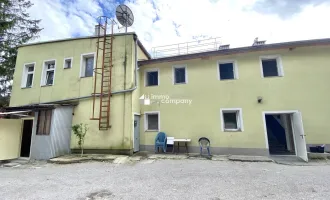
left=20, top=119, right=33, bottom=157
left=263, top=111, right=308, bottom=162
left=265, top=114, right=295, bottom=155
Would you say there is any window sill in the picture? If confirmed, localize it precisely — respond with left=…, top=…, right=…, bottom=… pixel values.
left=41, top=84, right=53, bottom=87
left=21, top=86, right=32, bottom=89
left=80, top=76, right=93, bottom=79
left=64, top=67, right=71, bottom=69
left=224, top=129, right=242, bottom=132
left=145, top=129, right=159, bottom=132
left=219, top=78, right=238, bottom=81
left=262, top=75, right=284, bottom=78
left=174, top=82, right=187, bottom=85
left=145, top=85, right=159, bottom=87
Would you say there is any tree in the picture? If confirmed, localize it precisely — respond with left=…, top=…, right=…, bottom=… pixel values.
left=72, top=123, right=89, bottom=157
left=0, top=0, right=42, bottom=107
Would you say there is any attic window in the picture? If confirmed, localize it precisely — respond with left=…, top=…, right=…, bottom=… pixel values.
left=42, top=60, right=56, bottom=86
left=21, top=63, right=35, bottom=88
left=173, top=65, right=187, bottom=84
left=64, top=58, right=72, bottom=69
left=260, top=56, right=284, bottom=77
left=145, top=69, right=159, bottom=86
left=218, top=61, right=238, bottom=80
left=80, top=53, right=95, bottom=77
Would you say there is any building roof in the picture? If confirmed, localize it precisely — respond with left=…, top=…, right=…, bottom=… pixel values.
left=19, top=32, right=151, bottom=59
left=138, top=38, right=330, bottom=66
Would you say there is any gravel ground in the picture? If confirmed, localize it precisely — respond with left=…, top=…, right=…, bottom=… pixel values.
left=0, top=159, right=330, bottom=200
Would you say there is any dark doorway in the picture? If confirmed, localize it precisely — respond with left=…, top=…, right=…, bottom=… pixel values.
left=20, top=120, right=33, bottom=157
left=265, top=114, right=295, bottom=155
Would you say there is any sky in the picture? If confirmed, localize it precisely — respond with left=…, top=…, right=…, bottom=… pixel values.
left=28, top=0, right=330, bottom=56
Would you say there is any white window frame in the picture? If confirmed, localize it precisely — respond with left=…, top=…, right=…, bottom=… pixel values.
left=21, top=62, right=36, bottom=88
left=144, top=111, right=160, bottom=131
left=144, top=68, right=159, bottom=87
left=217, top=60, right=239, bottom=80
left=220, top=108, right=244, bottom=132
left=41, top=59, right=56, bottom=86
left=63, top=57, right=73, bottom=69
left=172, top=64, right=188, bottom=84
left=259, top=55, right=284, bottom=78
left=80, top=52, right=96, bottom=77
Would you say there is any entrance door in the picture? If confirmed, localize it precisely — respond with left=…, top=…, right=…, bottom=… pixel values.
left=20, top=120, right=33, bottom=157
left=292, top=112, right=308, bottom=162
left=133, top=115, right=140, bottom=152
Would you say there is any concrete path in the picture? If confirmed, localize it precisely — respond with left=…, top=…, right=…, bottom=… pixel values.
left=48, top=153, right=275, bottom=164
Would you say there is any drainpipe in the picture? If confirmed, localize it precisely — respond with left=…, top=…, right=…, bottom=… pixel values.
left=31, top=35, right=139, bottom=106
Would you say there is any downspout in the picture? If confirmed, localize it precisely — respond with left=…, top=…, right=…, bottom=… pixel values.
left=35, top=35, right=139, bottom=105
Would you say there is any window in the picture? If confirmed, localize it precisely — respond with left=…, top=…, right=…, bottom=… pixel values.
left=145, top=69, right=159, bottom=86
left=220, top=108, right=243, bottom=132
left=41, top=60, right=56, bottom=86
left=218, top=60, right=238, bottom=80
left=80, top=53, right=95, bottom=77
left=173, top=65, right=187, bottom=84
left=260, top=56, right=283, bottom=77
left=144, top=111, right=160, bottom=131
left=64, top=58, right=72, bottom=69
left=22, top=63, right=35, bottom=88
left=36, top=110, right=53, bottom=135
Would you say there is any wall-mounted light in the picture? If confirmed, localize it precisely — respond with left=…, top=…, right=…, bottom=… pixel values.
left=257, top=96, right=263, bottom=103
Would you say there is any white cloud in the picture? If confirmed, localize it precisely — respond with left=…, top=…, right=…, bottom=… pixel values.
left=28, top=0, right=330, bottom=57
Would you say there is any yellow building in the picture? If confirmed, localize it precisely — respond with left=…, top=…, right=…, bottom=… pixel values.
left=1, top=32, right=150, bottom=160
left=1, top=33, right=330, bottom=161
left=138, top=38, right=330, bottom=162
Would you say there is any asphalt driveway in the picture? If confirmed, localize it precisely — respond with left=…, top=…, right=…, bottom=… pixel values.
left=0, top=159, right=329, bottom=200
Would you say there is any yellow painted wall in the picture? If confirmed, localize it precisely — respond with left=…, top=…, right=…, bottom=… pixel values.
left=11, top=34, right=137, bottom=151
left=139, top=45, right=330, bottom=148
left=0, top=119, right=22, bottom=160
left=138, top=46, right=149, bottom=61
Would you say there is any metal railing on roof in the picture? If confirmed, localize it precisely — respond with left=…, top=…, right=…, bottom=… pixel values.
left=151, top=37, right=222, bottom=58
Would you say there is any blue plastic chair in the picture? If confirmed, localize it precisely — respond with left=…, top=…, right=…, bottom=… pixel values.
left=199, top=137, right=211, bottom=156
left=155, top=132, right=167, bottom=153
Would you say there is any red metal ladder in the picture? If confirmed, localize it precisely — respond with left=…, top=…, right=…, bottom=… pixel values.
left=91, top=17, right=115, bottom=130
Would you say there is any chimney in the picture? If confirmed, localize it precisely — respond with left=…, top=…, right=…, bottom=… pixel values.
left=94, top=25, right=105, bottom=36
left=219, top=44, right=230, bottom=50
left=253, top=37, right=266, bottom=46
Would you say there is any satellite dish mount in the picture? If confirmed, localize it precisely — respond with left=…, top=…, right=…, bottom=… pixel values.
left=116, top=4, right=134, bottom=33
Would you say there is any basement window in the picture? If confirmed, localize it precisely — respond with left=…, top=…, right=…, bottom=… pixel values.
left=64, top=58, right=72, bottom=69
left=36, top=110, right=53, bottom=135
left=80, top=53, right=95, bottom=77
left=260, top=56, right=284, bottom=77
left=173, top=65, right=187, bottom=84
left=145, top=112, right=160, bottom=131
left=145, top=69, right=159, bottom=86
left=218, top=61, right=238, bottom=80
left=42, top=60, right=56, bottom=86
left=22, top=63, right=35, bottom=88
left=221, top=108, right=243, bottom=132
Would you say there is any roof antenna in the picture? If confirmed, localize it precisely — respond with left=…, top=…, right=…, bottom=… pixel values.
left=115, top=4, right=134, bottom=33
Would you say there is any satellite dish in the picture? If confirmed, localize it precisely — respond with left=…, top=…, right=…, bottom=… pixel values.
left=116, top=4, right=134, bottom=28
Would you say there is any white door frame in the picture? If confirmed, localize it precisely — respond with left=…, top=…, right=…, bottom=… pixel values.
left=132, top=113, right=140, bottom=152
left=262, top=110, right=299, bottom=151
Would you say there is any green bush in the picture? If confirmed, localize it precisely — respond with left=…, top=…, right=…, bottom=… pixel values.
left=72, top=123, right=88, bottom=157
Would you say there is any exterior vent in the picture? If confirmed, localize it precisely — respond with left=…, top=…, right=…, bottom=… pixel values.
left=94, top=25, right=105, bottom=36
left=253, top=37, right=266, bottom=46
left=219, top=44, right=230, bottom=50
